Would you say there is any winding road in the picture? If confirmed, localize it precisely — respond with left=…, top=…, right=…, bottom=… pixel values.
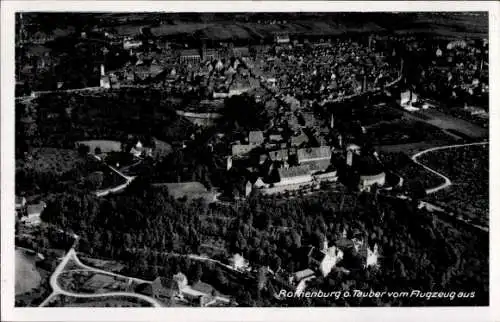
left=39, top=248, right=162, bottom=307
left=408, top=141, right=489, bottom=232
left=411, top=141, right=488, bottom=195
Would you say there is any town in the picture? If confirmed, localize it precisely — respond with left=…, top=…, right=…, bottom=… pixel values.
left=14, top=12, right=489, bottom=308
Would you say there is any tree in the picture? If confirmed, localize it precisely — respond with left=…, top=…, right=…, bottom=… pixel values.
left=85, top=171, right=104, bottom=190
left=78, top=144, right=90, bottom=157
left=193, top=263, right=203, bottom=283
left=95, top=146, right=102, bottom=155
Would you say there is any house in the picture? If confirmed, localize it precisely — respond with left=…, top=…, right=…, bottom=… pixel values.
left=173, top=272, right=188, bottom=290
left=245, top=181, right=253, bottom=197
left=249, top=131, right=264, bottom=146
left=291, top=132, right=309, bottom=147
left=15, top=196, right=26, bottom=210
left=276, top=165, right=312, bottom=186
left=22, top=201, right=46, bottom=226
left=230, top=253, right=250, bottom=271
left=231, top=144, right=254, bottom=157
left=269, top=134, right=284, bottom=143
left=291, top=268, right=315, bottom=284
left=136, top=276, right=178, bottom=300
left=268, top=149, right=289, bottom=162
left=233, top=46, right=250, bottom=57
left=129, top=140, right=153, bottom=158
left=180, top=49, right=201, bottom=65
left=305, top=159, right=331, bottom=174
left=308, top=245, right=344, bottom=277
left=297, top=146, right=332, bottom=164
left=123, top=40, right=143, bottom=50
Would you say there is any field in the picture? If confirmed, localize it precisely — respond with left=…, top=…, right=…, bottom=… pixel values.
left=417, top=109, right=488, bottom=140
left=152, top=182, right=216, bottom=203
left=420, top=144, right=489, bottom=226
left=15, top=249, right=42, bottom=295
left=366, top=119, right=451, bottom=146
left=108, top=12, right=487, bottom=40
left=57, top=270, right=137, bottom=294
left=77, top=140, right=121, bottom=154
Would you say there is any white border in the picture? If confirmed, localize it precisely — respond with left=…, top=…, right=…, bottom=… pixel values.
left=2, top=2, right=499, bottom=322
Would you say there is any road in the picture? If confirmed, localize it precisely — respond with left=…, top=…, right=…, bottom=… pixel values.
left=91, top=154, right=136, bottom=197
left=39, top=248, right=162, bottom=307
left=407, top=141, right=489, bottom=232
left=411, top=141, right=488, bottom=195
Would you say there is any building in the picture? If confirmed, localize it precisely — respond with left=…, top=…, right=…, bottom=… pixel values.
left=136, top=276, right=178, bottom=300
left=291, top=268, right=315, bottom=284
left=180, top=49, right=202, bottom=65
left=274, top=33, right=290, bottom=44
left=123, top=40, right=143, bottom=50
left=21, top=202, right=46, bottom=226
left=245, top=181, right=253, bottom=197
left=202, top=48, right=221, bottom=62
left=276, top=165, right=312, bottom=186
left=173, top=272, right=188, bottom=290
left=297, top=146, right=332, bottom=164
left=233, top=46, right=250, bottom=57
left=232, top=144, right=254, bottom=157
left=15, top=196, right=26, bottom=210
left=129, top=140, right=153, bottom=158
left=359, top=172, right=386, bottom=191
left=230, top=254, right=250, bottom=272
left=268, top=149, right=289, bottom=162
left=249, top=131, right=264, bottom=146
left=308, top=245, right=344, bottom=277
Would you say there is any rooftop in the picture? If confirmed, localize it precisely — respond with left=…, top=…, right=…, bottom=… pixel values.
left=278, top=165, right=311, bottom=179
left=297, top=146, right=332, bottom=162
left=249, top=131, right=264, bottom=145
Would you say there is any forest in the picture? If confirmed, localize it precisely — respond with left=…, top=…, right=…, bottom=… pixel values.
left=38, top=176, right=488, bottom=306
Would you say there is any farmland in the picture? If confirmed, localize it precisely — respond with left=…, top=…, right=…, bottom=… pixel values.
left=15, top=249, right=42, bottom=295
left=76, top=140, right=121, bottom=154
left=106, top=12, right=487, bottom=40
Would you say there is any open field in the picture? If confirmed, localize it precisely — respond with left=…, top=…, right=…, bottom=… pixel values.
left=417, top=109, right=488, bottom=140
left=15, top=249, right=42, bottom=295
left=57, top=270, right=136, bottom=294
left=105, top=12, right=486, bottom=40
left=420, top=144, right=488, bottom=225
left=390, top=105, right=488, bottom=141
left=366, top=119, right=451, bottom=146
left=77, top=140, right=121, bottom=153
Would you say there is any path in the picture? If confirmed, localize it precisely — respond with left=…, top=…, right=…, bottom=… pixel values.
left=39, top=248, right=162, bottom=307
left=411, top=141, right=488, bottom=195
left=91, top=154, right=136, bottom=197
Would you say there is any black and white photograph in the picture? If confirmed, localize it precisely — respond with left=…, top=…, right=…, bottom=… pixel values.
left=1, top=1, right=499, bottom=322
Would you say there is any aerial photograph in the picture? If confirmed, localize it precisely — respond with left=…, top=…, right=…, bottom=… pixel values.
left=13, top=12, right=488, bottom=308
